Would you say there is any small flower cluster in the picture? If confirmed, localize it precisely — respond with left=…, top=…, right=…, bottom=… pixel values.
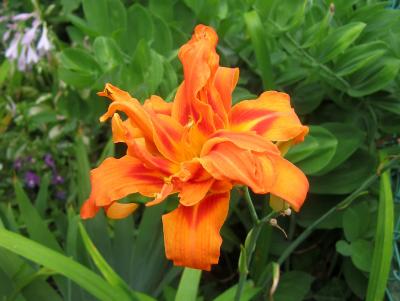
left=2, top=12, right=52, bottom=71
left=13, top=153, right=65, bottom=200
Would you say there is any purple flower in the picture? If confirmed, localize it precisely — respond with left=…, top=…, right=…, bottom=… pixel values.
left=37, top=25, right=51, bottom=55
left=24, top=171, right=40, bottom=188
left=5, top=33, right=20, bottom=60
left=44, top=153, right=55, bottom=169
left=55, top=190, right=66, bottom=201
left=12, top=13, right=35, bottom=22
left=52, top=173, right=64, bottom=185
left=13, top=157, right=23, bottom=170
left=26, top=46, right=39, bottom=64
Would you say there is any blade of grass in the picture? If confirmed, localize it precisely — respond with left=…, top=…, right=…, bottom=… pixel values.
left=244, top=10, right=274, bottom=89
left=366, top=151, right=394, bottom=301
left=175, top=268, right=202, bottom=301
left=78, top=222, right=137, bottom=300
left=13, top=178, right=61, bottom=252
left=0, top=227, right=132, bottom=301
left=34, top=173, right=50, bottom=217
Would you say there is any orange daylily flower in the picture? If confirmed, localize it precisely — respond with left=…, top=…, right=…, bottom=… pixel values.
left=80, top=24, right=309, bottom=271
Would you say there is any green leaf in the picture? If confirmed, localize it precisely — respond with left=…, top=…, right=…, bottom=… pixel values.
left=366, top=152, right=394, bottom=301
left=175, top=268, right=201, bottom=301
left=78, top=222, right=134, bottom=299
left=342, top=202, right=370, bottom=242
left=350, top=239, right=373, bottom=272
left=13, top=179, right=62, bottom=252
left=274, top=271, right=314, bottom=301
left=348, top=58, right=400, bottom=97
left=343, top=259, right=367, bottom=299
left=336, top=240, right=352, bottom=256
left=334, top=42, right=387, bottom=77
left=309, top=149, right=375, bottom=194
left=286, top=125, right=338, bottom=175
left=244, top=11, right=274, bottom=89
left=317, top=22, right=366, bottom=63
left=118, top=4, right=153, bottom=55
left=34, top=173, right=50, bottom=217
left=151, top=14, right=173, bottom=56
left=314, top=123, right=364, bottom=175
left=93, top=37, right=125, bottom=71
left=0, top=59, right=11, bottom=88
left=82, top=0, right=126, bottom=36
left=0, top=228, right=132, bottom=301
left=58, top=48, right=101, bottom=88
left=213, top=281, right=260, bottom=301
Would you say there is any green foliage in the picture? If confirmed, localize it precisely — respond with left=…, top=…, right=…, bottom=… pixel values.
left=0, top=0, right=399, bottom=300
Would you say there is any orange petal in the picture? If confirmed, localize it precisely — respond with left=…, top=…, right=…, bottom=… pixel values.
left=84, top=156, right=164, bottom=209
left=162, top=192, right=230, bottom=271
left=144, top=95, right=172, bottom=116
left=105, top=202, right=139, bottom=219
left=201, top=130, right=280, bottom=157
left=179, top=178, right=215, bottom=206
left=229, top=91, right=308, bottom=142
left=200, top=141, right=274, bottom=194
left=146, top=182, right=175, bottom=207
left=111, top=113, right=144, bottom=144
left=270, top=156, right=309, bottom=212
left=214, top=67, right=239, bottom=112
left=80, top=196, right=100, bottom=219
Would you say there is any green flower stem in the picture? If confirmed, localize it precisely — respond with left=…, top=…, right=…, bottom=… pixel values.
left=243, top=187, right=260, bottom=225
left=277, top=156, right=399, bottom=266
left=235, top=188, right=277, bottom=301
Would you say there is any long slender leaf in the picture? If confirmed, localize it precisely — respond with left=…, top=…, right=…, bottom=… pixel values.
left=175, top=268, right=201, bottom=301
left=244, top=10, right=274, bottom=89
left=366, top=152, right=394, bottom=301
left=0, top=228, right=132, bottom=301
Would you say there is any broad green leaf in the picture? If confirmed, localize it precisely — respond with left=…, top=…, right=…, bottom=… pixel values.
left=244, top=11, right=274, bottom=89
left=213, top=281, right=260, bottom=301
left=58, top=48, right=101, bottom=88
left=348, top=58, right=400, bottom=97
left=366, top=152, right=394, bottom=301
left=350, top=239, right=373, bottom=272
left=291, top=81, right=324, bottom=114
left=0, top=228, right=133, bottom=301
left=343, top=259, right=367, bottom=299
left=175, top=268, right=201, bottom=301
left=286, top=126, right=337, bottom=175
left=82, top=0, right=126, bottom=36
left=13, top=179, right=62, bottom=252
left=314, top=123, right=364, bottom=175
left=342, top=202, right=370, bottom=242
left=274, top=271, right=314, bottom=301
left=317, top=22, right=366, bottom=63
left=309, top=149, right=375, bottom=194
left=336, top=240, right=352, bottom=256
left=93, top=37, right=125, bottom=71
left=118, top=4, right=153, bottom=55
left=334, top=42, right=387, bottom=77
left=151, top=14, right=173, bottom=56
left=0, top=59, right=11, bottom=88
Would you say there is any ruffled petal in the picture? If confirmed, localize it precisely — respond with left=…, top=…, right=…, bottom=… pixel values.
left=200, top=141, right=275, bottom=194
left=214, top=67, right=239, bottom=112
left=81, top=156, right=164, bottom=215
left=270, top=156, right=309, bottom=211
left=229, top=91, right=308, bottom=143
left=179, top=178, right=214, bottom=206
left=162, top=192, right=230, bottom=271
left=144, top=95, right=172, bottom=116
left=105, top=202, right=139, bottom=219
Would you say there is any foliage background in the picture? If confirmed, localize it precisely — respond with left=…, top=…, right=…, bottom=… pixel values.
left=0, top=0, right=399, bottom=300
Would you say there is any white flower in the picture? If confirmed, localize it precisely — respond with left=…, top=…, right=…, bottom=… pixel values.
left=21, top=19, right=40, bottom=46
left=26, top=45, right=39, bottom=64
left=18, top=45, right=27, bottom=71
left=5, top=33, right=20, bottom=60
left=12, top=13, right=35, bottom=21
left=37, top=25, right=52, bottom=55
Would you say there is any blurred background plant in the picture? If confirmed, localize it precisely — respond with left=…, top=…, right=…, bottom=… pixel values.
left=0, top=0, right=399, bottom=300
